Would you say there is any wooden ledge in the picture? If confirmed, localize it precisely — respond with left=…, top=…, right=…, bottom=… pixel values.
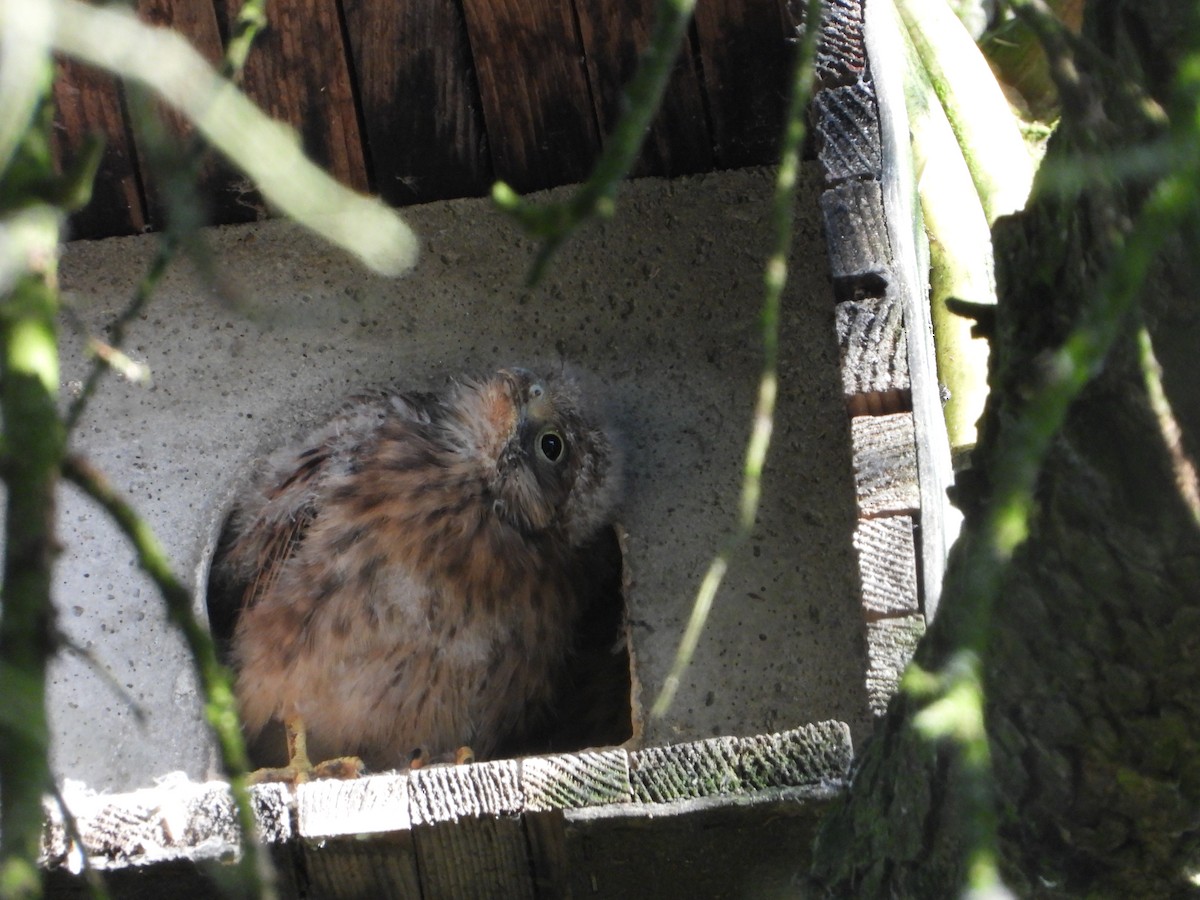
left=43, top=721, right=851, bottom=897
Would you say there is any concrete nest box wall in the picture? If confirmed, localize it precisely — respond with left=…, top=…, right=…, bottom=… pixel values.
left=51, top=169, right=873, bottom=794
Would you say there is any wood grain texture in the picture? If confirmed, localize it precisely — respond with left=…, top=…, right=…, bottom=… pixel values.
left=692, top=0, right=792, bottom=167
left=864, top=613, right=925, bottom=715
left=850, top=412, right=919, bottom=516
left=41, top=722, right=853, bottom=894
left=409, top=759, right=532, bottom=899
left=863, top=0, right=962, bottom=619
left=835, top=293, right=910, bottom=410
left=341, top=0, right=491, bottom=206
left=302, top=835, right=422, bottom=899
left=853, top=515, right=919, bottom=619
left=630, top=721, right=852, bottom=803
left=813, top=81, right=881, bottom=183
left=574, top=0, right=713, bottom=177
left=819, top=179, right=892, bottom=301
left=52, top=58, right=146, bottom=239
left=215, top=0, right=369, bottom=196
left=459, top=0, right=599, bottom=192
left=298, top=772, right=411, bottom=836
left=522, top=749, right=632, bottom=812
left=816, top=0, right=867, bottom=88
left=132, top=0, right=241, bottom=230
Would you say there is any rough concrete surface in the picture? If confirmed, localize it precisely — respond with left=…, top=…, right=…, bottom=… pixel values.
left=51, top=166, right=870, bottom=791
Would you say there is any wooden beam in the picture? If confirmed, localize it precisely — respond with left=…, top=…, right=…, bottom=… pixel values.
left=850, top=412, right=919, bottom=517
left=459, top=0, right=599, bottom=192
left=819, top=178, right=891, bottom=302
left=853, top=515, right=919, bottom=620
left=864, top=614, right=925, bottom=715
left=341, top=0, right=491, bottom=206
left=835, top=294, right=910, bottom=413
left=213, top=0, right=369, bottom=199
left=52, top=58, right=146, bottom=239
left=692, top=0, right=791, bottom=168
left=574, top=0, right=713, bottom=177
left=133, top=0, right=240, bottom=230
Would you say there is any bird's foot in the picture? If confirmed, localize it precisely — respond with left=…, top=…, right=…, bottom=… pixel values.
left=247, top=712, right=366, bottom=784
left=247, top=754, right=365, bottom=785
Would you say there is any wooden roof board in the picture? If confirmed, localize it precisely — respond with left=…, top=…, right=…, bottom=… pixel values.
left=211, top=0, right=369, bottom=193
left=691, top=0, right=793, bottom=168
left=459, top=0, right=600, bottom=192
left=573, top=0, right=714, bottom=178
left=52, top=57, right=147, bottom=240
left=341, top=0, right=493, bottom=206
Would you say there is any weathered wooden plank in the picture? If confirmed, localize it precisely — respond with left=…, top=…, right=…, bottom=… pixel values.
left=816, top=0, right=867, bottom=88
left=574, top=0, right=713, bottom=177
left=692, top=0, right=792, bottom=167
left=819, top=179, right=892, bottom=301
left=42, top=777, right=291, bottom=872
left=52, top=58, right=146, bottom=240
left=854, top=515, right=919, bottom=619
left=630, top=722, right=852, bottom=804
left=813, top=81, right=882, bottom=183
left=298, top=772, right=411, bottom=836
left=865, top=614, right=925, bottom=715
left=341, top=0, right=491, bottom=206
left=524, top=809, right=571, bottom=899
left=850, top=412, right=919, bottom=516
left=522, top=749, right=632, bottom=812
left=864, top=0, right=962, bottom=620
left=40, top=720, right=853, bottom=896
left=459, top=0, right=598, bottom=192
left=563, top=793, right=839, bottom=898
left=736, top=721, right=853, bottom=790
left=835, top=293, right=909, bottom=410
left=302, top=836, right=421, bottom=899
left=408, top=760, right=533, bottom=899
left=213, top=0, right=369, bottom=198
left=132, top=0, right=240, bottom=230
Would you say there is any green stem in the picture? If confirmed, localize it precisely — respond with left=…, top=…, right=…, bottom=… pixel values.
left=494, top=0, right=697, bottom=285
left=0, top=204, right=64, bottom=900
left=62, top=456, right=273, bottom=899
left=650, top=0, right=822, bottom=717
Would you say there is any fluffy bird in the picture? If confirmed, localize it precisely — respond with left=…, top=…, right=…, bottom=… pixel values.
left=208, top=368, right=621, bottom=779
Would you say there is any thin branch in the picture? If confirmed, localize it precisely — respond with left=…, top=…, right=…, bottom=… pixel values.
left=61, top=455, right=275, bottom=899
left=493, top=0, right=697, bottom=285
left=57, top=633, right=148, bottom=725
left=1137, top=324, right=1200, bottom=526
left=64, top=240, right=171, bottom=431
left=63, top=0, right=268, bottom=432
left=48, top=782, right=113, bottom=900
left=651, top=0, right=823, bottom=717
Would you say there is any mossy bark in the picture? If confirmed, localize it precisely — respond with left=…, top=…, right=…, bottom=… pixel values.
left=810, top=2, right=1200, bottom=896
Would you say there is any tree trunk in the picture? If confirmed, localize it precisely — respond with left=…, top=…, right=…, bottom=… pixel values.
left=810, top=2, right=1200, bottom=896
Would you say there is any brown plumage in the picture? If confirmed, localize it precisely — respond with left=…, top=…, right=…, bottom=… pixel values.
left=208, top=368, right=621, bottom=775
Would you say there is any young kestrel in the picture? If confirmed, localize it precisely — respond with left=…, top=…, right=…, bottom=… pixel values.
left=207, top=368, right=622, bottom=779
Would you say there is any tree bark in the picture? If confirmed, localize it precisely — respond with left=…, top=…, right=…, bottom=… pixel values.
left=810, top=2, right=1200, bottom=896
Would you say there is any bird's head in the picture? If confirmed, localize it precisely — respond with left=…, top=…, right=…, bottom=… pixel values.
left=445, top=368, right=621, bottom=546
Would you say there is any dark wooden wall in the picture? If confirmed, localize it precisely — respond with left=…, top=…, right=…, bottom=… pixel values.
left=52, top=0, right=799, bottom=241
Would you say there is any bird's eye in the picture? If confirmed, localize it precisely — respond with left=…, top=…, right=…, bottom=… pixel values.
left=529, top=383, right=545, bottom=399
left=537, top=428, right=565, bottom=463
